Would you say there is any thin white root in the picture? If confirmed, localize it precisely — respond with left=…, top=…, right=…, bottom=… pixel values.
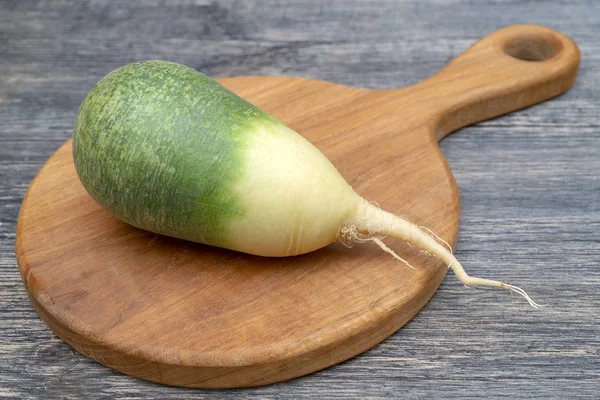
left=347, top=201, right=542, bottom=308
left=370, top=238, right=417, bottom=270
left=420, top=225, right=454, bottom=270
left=503, top=284, right=544, bottom=309
left=340, top=226, right=416, bottom=269
left=420, top=225, right=453, bottom=253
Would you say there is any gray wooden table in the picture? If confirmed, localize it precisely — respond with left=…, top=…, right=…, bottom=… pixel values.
left=1, top=1, right=598, bottom=398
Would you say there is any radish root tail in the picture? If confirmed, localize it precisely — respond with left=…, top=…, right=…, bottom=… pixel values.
left=503, top=284, right=543, bottom=309
left=346, top=201, right=542, bottom=308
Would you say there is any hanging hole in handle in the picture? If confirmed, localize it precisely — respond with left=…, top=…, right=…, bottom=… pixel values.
left=504, top=35, right=558, bottom=61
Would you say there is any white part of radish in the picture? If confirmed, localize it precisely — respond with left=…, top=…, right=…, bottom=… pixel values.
left=229, top=119, right=359, bottom=257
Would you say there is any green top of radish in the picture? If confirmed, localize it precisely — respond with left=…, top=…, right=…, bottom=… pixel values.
left=74, top=61, right=271, bottom=247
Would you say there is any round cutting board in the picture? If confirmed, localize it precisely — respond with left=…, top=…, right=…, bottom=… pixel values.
left=16, top=25, right=578, bottom=388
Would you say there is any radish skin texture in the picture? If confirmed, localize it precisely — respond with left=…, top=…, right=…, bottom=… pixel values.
left=73, top=60, right=539, bottom=307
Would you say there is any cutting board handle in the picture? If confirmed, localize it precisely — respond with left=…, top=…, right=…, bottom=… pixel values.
left=382, top=25, right=580, bottom=141
left=432, top=24, right=580, bottom=139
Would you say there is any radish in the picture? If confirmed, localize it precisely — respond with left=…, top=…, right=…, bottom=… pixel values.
left=73, top=60, right=539, bottom=307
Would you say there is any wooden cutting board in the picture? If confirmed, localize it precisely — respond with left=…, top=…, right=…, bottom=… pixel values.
left=15, top=25, right=579, bottom=388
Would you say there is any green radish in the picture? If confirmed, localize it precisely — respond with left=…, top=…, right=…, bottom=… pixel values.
left=73, top=60, right=538, bottom=307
